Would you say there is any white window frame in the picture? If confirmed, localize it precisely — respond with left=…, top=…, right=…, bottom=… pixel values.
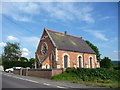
left=62, top=53, right=70, bottom=68
left=89, top=56, right=93, bottom=68
left=77, top=55, right=83, bottom=68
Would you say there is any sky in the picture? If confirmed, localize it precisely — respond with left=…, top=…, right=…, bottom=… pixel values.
left=0, top=1, right=119, bottom=61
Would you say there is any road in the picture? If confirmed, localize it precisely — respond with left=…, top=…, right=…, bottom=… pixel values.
left=2, top=73, right=65, bottom=89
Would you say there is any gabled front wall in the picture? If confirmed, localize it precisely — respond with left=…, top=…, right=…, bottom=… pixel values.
left=57, top=50, right=98, bottom=68
left=36, top=30, right=56, bottom=69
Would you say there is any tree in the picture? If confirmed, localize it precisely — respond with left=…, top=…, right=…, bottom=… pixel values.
left=29, top=58, right=35, bottom=64
left=0, top=55, right=2, bottom=65
left=2, top=42, right=21, bottom=61
left=85, top=40, right=101, bottom=61
left=20, top=57, right=28, bottom=62
left=100, top=57, right=112, bottom=69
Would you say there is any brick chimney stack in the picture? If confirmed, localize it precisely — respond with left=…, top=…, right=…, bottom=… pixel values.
left=64, top=31, right=67, bottom=35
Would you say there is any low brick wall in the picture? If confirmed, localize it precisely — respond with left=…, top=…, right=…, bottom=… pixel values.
left=28, top=69, right=52, bottom=79
left=52, top=68, right=64, bottom=76
left=13, top=68, right=64, bottom=79
left=13, top=69, right=20, bottom=75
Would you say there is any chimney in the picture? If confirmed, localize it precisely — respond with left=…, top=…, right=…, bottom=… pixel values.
left=64, top=31, right=67, bottom=35
left=80, top=37, right=83, bottom=40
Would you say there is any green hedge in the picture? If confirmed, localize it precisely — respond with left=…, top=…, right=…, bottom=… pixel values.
left=2, top=60, right=33, bottom=70
left=52, top=67, right=120, bottom=82
left=65, top=68, right=120, bottom=81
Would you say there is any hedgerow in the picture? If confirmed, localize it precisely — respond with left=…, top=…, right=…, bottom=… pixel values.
left=52, top=67, right=120, bottom=82
left=2, top=60, right=33, bottom=70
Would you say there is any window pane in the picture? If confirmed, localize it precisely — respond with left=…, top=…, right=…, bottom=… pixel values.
left=64, top=55, right=68, bottom=68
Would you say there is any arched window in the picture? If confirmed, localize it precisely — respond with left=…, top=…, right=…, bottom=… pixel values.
left=78, top=56, right=82, bottom=68
left=51, top=52, right=55, bottom=68
left=46, top=65, right=48, bottom=69
left=36, top=61, right=39, bottom=68
left=41, top=42, right=48, bottom=56
left=90, top=57, right=92, bottom=68
left=64, top=55, right=68, bottom=68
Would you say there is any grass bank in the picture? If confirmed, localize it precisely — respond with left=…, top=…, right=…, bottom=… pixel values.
left=51, top=68, right=120, bottom=88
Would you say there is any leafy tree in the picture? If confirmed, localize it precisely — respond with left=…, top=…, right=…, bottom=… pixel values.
left=0, top=55, right=2, bottom=65
left=29, top=58, right=35, bottom=64
left=20, top=57, right=28, bottom=62
left=85, top=40, right=101, bottom=61
left=2, top=42, right=21, bottom=61
left=100, top=57, right=112, bottom=69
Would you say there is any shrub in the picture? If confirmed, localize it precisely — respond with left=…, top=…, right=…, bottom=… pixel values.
left=2, top=60, right=33, bottom=70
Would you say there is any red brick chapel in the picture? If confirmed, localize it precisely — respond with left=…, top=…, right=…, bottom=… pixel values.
left=34, top=28, right=100, bottom=69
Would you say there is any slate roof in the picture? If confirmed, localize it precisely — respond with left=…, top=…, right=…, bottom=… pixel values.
left=46, top=29, right=95, bottom=54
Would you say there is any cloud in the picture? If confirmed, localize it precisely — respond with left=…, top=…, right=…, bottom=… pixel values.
left=7, top=35, right=19, bottom=41
left=113, top=50, right=120, bottom=53
left=2, top=2, right=40, bottom=22
left=0, top=42, right=6, bottom=47
left=83, top=30, right=108, bottom=41
left=21, top=48, right=30, bottom=57
left=20, top=36, right=40, bottom=50
left=99, top=16, right=111, bottom=21
left=2, top=2, right=95, bottom=23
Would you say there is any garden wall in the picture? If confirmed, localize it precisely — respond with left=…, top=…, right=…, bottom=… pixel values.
left=13, top=68, right=64, bottom=79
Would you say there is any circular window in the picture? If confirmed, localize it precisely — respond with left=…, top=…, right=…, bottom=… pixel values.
left=41, top=42, right=48, bottom=55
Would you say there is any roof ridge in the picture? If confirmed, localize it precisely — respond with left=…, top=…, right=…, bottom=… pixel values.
left=46, top=28, right=82, bottom=40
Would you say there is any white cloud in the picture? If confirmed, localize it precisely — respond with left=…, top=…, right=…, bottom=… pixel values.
left=83, top=30, right=108, bottom=41
left=0, top=42, right=6, bottom=47
left=22, top=36, right=40, bottom=48
left=7, top=35, right=19, bottom=41
left=2, top=2, right=95, bottom=23
left=21, top=48, right=30, bottom=57
left=2, top=2, right=40, bottom=22
left=99, top=16, right=111, bottom=21
left=113, top=50, right=120, bottom=53
left=22, top=48, right=29, bottom=52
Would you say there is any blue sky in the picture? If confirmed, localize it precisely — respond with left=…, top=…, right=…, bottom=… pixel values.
left=0, top=2, right=119, bottom=61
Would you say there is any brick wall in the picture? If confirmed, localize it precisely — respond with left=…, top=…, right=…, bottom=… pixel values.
left=57, top=50, right=97, bottom=68
left=13, top=69, right=20, bottom=75
left=36, top=30, right=56, bottom=69
left=13, top=68, right=63, bottom=79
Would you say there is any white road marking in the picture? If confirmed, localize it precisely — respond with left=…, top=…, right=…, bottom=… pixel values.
left=56, top=86, right=65, bottom=88
left=43, top=83, right=51, bottom=86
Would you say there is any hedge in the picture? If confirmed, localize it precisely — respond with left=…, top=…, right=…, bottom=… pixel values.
left=65, top=67, right=120, bottom=81
left=2, top=60, right=33, bottom=70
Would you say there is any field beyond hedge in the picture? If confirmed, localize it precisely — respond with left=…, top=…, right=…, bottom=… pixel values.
left=51, top=68, right=120, bottom=88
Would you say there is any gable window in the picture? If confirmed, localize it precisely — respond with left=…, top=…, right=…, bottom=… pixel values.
left=78, top=56, right=82, bottom=68
left=41, top=42, right=48, bottom=56
left=90, top=57, right=93, bottom=68
left=64, top=55, right=68, bottom=68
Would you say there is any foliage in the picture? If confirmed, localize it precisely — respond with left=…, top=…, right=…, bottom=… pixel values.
left=112, top=64, right=120, bottom=70
left=100, top=57, right=112, bottom=69
left=29, top=58, right=35, bottom=64
left=0, top=55, right=2, bottom=65
left=20, top=57, right=28, bottom=62
left=85, top=40, right=101, bottom=61
left=51, top=68, right=120, bottom=88
left=2, top=60, right=33, bottom=70
left=2, top=42, right=21, bottom=61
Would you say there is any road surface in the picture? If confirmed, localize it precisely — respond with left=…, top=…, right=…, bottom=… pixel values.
left=2, top=73, right=65, bottom=89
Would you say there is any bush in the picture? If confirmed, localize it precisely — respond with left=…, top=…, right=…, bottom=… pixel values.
left=52, top=67, right=120, bottom=82
left=2, top=60, right=33, bottom=70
